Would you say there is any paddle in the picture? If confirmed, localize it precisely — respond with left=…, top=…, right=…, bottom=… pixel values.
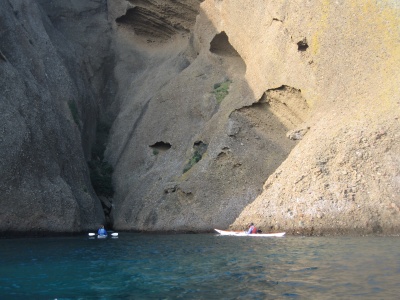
left=88, top=232, right=119, bottom=237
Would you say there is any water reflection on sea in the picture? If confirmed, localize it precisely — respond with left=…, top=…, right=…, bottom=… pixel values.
left=0, top=233, right=399, bottom=299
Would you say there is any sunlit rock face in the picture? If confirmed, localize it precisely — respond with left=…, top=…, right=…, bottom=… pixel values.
left=108, top=0, right=400, bottom=235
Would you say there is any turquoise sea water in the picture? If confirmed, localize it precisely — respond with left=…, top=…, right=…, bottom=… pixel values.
left=1, top=233, right=399, bottom=299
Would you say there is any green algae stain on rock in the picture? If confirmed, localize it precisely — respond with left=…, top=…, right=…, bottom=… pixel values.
left=212, top=80, right=231, bottom=103
left=183, top=141, right=208, bottom=174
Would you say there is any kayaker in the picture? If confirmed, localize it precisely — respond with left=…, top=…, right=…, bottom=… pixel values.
left=98, top=225, right=107, bottom=236
left=247, top=223, right=257, bottom=234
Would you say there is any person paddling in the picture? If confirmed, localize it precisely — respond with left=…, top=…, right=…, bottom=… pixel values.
left=247, top=223, right=257, bottom=234
left=98, top=225, right=107, bottom=236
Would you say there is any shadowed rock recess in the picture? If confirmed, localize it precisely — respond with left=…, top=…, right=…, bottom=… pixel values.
left=0, top=0, right=112, bottom=234
left=1, top=0, right=400, bottom=235
left=115, top=0, right=202, bottom=43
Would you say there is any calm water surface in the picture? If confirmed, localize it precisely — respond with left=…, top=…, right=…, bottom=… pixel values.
left=0, top=233, right=399, bottom=299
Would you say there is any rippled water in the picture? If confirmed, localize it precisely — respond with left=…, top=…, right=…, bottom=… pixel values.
left=1, top=233, right=399, bottom=299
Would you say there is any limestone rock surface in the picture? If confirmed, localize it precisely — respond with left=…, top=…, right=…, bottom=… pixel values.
left=2, top=0, right=400, bottom=236
left=0, top=0, right=111, bottom=234
left=108, top=0, right=400, bottom=234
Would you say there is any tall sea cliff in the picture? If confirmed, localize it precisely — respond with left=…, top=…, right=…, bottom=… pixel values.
left=1, top=0, right=399, bottom=235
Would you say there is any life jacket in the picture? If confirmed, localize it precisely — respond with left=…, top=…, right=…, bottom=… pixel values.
left=251, top=227, right=257, bottom=234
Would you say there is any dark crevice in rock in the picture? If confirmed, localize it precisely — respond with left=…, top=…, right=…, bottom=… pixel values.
left=210, top=31, right=240, bottom=57
left=297, top=38, right=309, bottom=51
left=194, top=140, right=207, bottom=149
left=88, top=122, right=114, bottom=227
left=0, top=50, right=7, bottom=62
left=216, top=151, right=227, bottom=159
left=150, top=141, right=172, bottom=153
left=209, top=31, right=247, bottom=75
left=183, top=141, right=208, bottom=173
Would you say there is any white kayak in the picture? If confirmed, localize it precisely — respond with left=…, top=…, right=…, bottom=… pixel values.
left=215, top=229, right=285, bottom=237
left=88, top=232, right=119, bottom=238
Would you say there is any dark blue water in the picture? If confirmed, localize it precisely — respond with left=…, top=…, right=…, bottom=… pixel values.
left=1, top=233, right=399, bottom=299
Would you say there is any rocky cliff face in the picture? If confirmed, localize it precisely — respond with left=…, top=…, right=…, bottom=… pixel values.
left=107, top=0, right=303, bottom=231
left=228, top=0, right=400, bottom=235
left=0, top=0, right=112, bottom=234
left=108, top=0, right=400, bottom=234
left=1, top=0, right=399, bottom=235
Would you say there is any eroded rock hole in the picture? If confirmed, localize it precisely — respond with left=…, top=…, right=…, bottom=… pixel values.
left=225, top=86, right=310, bottom=188
left=150, top=141, right=172, bottom=154
left=297, top=38, right=309, bottom=51
left=210, top=31, right=240, bottom=57
left=183, top=141, right=208, bottom=173
left=261, top=85, right=309, bottom=129
left=194, top=141, right=208, bottom=153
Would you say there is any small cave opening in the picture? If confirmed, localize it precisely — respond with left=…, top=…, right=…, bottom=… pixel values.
left=194, top=140, right=208, bottom=153
left=210, top=31, right=240, bottom=57
left=149, top=141, right=172, bottom=155
left=224, top=85, right=311, bottom=192
left=183, top=141, right=208, bottom=173
left=115, top=7, right=137, bottom=30
left=260, top=85, right=310, bottom=131
left=297, top=38, right=309, bottom=51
